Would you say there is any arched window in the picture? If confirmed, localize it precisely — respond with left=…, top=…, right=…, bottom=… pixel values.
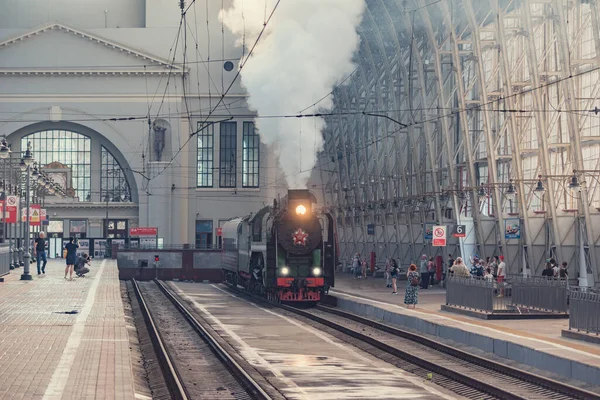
left=22, top=130, right=91, bottom=201
left=101, top=146, right=131, bottom=202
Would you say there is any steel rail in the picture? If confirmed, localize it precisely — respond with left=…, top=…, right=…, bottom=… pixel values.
left=316, top=304, right=600, bottom=400
left=223, top=282, right=599, bottom=400
left=131, top=279, right=189, bottom=400
left=154, top=279, right=273, bottom=400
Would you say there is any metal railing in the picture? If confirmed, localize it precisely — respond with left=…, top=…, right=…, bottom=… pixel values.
left=446, top=276, right=511, bottom=313
left=568, top=288, right=600, bottom=335
left=0, top=244, right=10, bottom=277
left=510, top=275, right=568, bottom=313
left=118, top=243, right=222, bottom=251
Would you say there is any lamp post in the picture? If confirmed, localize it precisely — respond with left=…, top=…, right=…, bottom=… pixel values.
left=0, top=139, right=22, bottom=270
left=20, top=141, right=34, bottom=281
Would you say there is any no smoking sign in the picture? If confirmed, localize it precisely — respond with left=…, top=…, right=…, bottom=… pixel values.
left=432, top=225, right=447, bottom=247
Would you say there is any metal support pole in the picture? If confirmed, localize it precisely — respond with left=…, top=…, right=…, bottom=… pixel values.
left=20, top=165, right=31, bottom=280
left=18, top=173, right=23, bottom=267
left=2, top=159, right=5, bottom=244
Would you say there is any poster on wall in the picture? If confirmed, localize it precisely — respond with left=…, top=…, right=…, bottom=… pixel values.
left=504, top=218, right=521, bottom=239
left=69, top=220, right=87, bottom=233
left=94, top=239, right=107, bottom=258
left=424, top=223, right=434, bottom=240
left=140, top=238, right=157, bottom=248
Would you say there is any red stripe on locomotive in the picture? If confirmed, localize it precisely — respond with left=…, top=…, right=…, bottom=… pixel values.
left=276, top=278, right=325, bottom=287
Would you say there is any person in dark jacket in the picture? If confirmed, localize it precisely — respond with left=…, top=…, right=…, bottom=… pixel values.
left=542, top=262, right=554, bottom=278
left=64, top=237, right=79, bottom=280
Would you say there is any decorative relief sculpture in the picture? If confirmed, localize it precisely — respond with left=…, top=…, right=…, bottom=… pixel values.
left=152, top=119, right=169, bottom=162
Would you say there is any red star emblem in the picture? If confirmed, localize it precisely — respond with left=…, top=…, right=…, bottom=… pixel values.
left=292, top=228, right=309, bottom=246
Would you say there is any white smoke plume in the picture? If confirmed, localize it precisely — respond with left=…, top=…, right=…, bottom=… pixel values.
left=220, top=0, right=365, bottom=188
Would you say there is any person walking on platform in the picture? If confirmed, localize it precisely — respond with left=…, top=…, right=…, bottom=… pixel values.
left=390, top=258, right=400, bottom=294
left=34, top=232, right=47, bottom=276
left=404, top=264, right=419, bottom=308
left=384, top=257, right=392, bottom=288
left=75, top=253, right=91, bottom=277
left=420, top=255, right=429, bottom=289
left=64, top=237, right=79, bottom=281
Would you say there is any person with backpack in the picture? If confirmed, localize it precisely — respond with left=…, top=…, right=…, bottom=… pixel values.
left=404, top=264, right=419, bottom=308
left=474, top=260, right=485, bottom=278
left=559, top=262, right=568, bottom=279
left=390, top=258, right=400, bottom=294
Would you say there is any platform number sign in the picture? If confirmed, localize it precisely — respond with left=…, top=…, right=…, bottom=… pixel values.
left=432, top=225, right=447, bottom=247
left=453, top=225, right=466, bottom=238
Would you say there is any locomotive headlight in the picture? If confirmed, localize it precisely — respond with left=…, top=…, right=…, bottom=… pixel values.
left=280, top=267, right=290, bottom=276
left=312, top=267, right=322, bottom=276
left=295, top=204, right=307, bottom=215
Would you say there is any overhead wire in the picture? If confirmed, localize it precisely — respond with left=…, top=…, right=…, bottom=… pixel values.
left=147, top=0, right=282, bottom=183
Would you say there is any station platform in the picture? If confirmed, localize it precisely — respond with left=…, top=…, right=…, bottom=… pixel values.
left=0, top=259, right=148, bottom=400
left=330, top=273, right=600, bottom=390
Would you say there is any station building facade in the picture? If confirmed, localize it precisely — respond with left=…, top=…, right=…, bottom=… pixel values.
left=0, top=1, right=282, bottom=253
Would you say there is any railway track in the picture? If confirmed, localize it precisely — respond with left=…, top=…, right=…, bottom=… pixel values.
left=223, top=283, right=600, bottom=400
left=132, top=279, right=272, bottom=400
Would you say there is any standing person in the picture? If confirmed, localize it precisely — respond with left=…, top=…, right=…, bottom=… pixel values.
left=427, top=257, right=436, bottom=287
left=551, top=259, right=559, bottom=277
left=448, top=254, right=455, bottom=270
left=474, top=260, right=485, bottom=278
left=419, top=255, right=429, bottom=289
left=64, top=237, right=79, bottom=281
left=484, top=268, right=494, bottom=283
left=541, top=262, right=554, bottom=277
left=559, top=262, right=568, bottom=279
left=489, top=256, right=498, bottom=277
left=384, top=257, right=392, bottom=288
left=34, top=232, right=47, bottom=275
left=404, top=264, right=419, bottom=308
left=390, top=258, right=400, bottom=294
left=449, top=257, right=470, bottom=277
left=352, top=253, right=361, bottom=279
left=361, top=257, right=368, bottom=279
left=497, top=255, right=506, bottom=297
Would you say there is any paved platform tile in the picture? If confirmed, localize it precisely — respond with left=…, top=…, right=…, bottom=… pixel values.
left=0, top=259, right=140, bottom=400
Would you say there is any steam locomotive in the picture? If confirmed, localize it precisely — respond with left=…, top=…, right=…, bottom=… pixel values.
left=221, top=189, right=336, bottom=303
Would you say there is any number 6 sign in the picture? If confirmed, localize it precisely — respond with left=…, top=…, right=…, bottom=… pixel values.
left=453, top=224, right=466, bottom=238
